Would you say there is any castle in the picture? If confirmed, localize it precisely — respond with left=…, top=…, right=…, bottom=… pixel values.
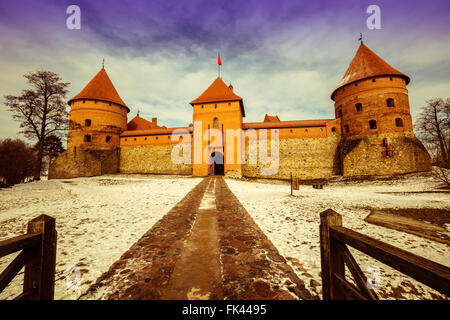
left=49, top=43, right=431, bottom=180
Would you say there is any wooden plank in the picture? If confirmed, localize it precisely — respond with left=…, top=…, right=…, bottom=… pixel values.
left=319, top=209, right=343, bottom=300
left=336, top=242, right=378, bottom=300
left=0, top=249, right=30, bottom=293
left=330, top=226, right=450, bottom=297
left=14, top=287, right=36, bottom=300
left=23, top=215, right=57, bottom=300
left=333, top=272, right=368, bottom=300
left=0, top=233, right=41, bottom=258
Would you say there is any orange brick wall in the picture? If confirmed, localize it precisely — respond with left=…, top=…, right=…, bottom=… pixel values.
left=68, top=100, right=128, bottom=149
left=192, top=100, right=243, bottom=176
left=120, top=133, right=192, bottom=146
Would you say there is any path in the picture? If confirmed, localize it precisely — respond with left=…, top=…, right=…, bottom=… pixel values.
left=80, top=176, right=315, bottom=300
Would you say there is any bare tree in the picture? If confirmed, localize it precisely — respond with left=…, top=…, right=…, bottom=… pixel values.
left=415, top=98, right=450, bottom=166
left=4, top=71, right=70, bottom=180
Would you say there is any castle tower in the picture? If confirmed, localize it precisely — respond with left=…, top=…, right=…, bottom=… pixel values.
left=190, top=77, right=245, bottom=177
left=332, top=43, right=431, bottom=176
left=67, top=67, right=129, bottom=149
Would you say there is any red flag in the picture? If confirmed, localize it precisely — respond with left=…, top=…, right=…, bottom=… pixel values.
left=218, top=53, right=222, bottom=66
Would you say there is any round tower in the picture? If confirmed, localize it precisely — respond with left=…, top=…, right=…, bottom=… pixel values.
left=332, top=43, right=431, bottom=177
left=67, top=67, right=129, bottom=149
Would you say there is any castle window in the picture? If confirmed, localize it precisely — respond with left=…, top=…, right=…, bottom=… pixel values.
left=145, top=137, right=147, bottom=140
left=228, top=102, right=231, bottom=106
left=369, top=120, right=377, bottom=129
left=290, top=129, right=293, bottom=133
left=395, top=118, right=404, bottom=127
left=344, top=125, right=349, bottom=133
left=213, top=117, right=219, bottom=128
left=331, top=127, right=336, bottom=133
left=84, top=135, right=91, bottom=142
left=85, top=119, right=91, bottom=127
left=386, top=98, right=395, bottom=107
left=168, top=135, right=170, bottom=139
left=201, top=105, right=204, bottom=108
left=354, top=82, right=358, bottom=86
left=305, top=129, right=308, bottom=132
left=106, top=136, right=111, bottom=143
left=125, top=138, right=127, bottom=142
left=338, top=109, right=343, bottom=117
left=372, top=78, right=376, bottom=82
left=134, top=138, right=136, bottom=141
left=390, top=77, right=393, bottom=81
left=320, top=128, right=323, bottom=132
left=83, top=100, right=85, bottom=104
left=109, top=103, right=111, bottom=106
left=382, top=138, right=388, bottom=147
left=94, top=100, right=97, bottom=104
left=156, top=136, right=158, bottom=140
left=355, top=103, right=362, bottom=112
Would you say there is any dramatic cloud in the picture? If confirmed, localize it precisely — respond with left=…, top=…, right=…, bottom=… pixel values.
left=1, top=0, right=449, bottom=142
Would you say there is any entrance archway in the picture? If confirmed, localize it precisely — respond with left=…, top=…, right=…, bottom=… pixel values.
left=211, top=151, right=224, bottom=175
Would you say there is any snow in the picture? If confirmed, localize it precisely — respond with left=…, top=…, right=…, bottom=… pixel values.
left=0, top=174, right=202, bottom=300
left=225, top=173, right=450, bottom=300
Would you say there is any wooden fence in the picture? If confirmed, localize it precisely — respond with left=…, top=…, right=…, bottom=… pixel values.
left=320, top=209, right=450, bottom=299
left=0, top=215, right=57, bottom=300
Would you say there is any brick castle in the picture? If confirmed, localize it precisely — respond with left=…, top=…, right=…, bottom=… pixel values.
left=49, top=43, right=431, bottom=180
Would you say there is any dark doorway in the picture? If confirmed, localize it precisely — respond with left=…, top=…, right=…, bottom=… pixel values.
left=211, top=152, right=224, bottom=175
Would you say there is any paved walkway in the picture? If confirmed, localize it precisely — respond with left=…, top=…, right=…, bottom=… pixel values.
left=80, top=176, right=314, bottom=300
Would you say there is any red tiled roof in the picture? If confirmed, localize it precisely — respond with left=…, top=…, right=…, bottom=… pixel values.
left=331, top=44, right=410, bottom=100
left=120, top=127, right=192, bottom=137
left=243, top=119, right=333, bottom=130
left=264, top=114, right=280, bottom=122
left=127, top=116, right=160, bottom=131
left=190, top=77, right=245, bottom=117
left=68, top=68, right=129, bottom=111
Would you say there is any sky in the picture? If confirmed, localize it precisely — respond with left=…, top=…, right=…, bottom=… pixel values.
left=0, top=0, right=449, bottom=143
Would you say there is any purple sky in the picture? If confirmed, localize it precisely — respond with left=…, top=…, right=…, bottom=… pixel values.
left=1, top=0, right=449, bottom=141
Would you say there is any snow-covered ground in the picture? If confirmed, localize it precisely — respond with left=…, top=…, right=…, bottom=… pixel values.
left=0, top=174, right=202, bottom=300
left=226, top=173, right=450, bottom=300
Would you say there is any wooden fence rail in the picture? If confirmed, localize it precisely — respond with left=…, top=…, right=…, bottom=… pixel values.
left=320, top=209, right=450, bottom=300
left=0, top=215, right=57, bottom=300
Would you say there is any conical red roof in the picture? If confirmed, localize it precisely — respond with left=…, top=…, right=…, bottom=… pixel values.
left=190, top=77, right=242, bottom=104
left=68, top=68, right=129, bottom=111
left=331, top=44, right=410, bottom=100
left=190, top=77, right=245, bottom=116
left=127, top=116, right=160, bottom=130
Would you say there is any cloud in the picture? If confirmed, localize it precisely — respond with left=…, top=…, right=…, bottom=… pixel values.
left=0, top=0, right=449, bottom=141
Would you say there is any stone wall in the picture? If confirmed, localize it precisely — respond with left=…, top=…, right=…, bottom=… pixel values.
left=48, top=147, right=120, bottom=179
left=341, top=132, right=431, bottom=177
left=120, top=144, right=192, bottom=175
left=242, top=136, right=341, bottom=180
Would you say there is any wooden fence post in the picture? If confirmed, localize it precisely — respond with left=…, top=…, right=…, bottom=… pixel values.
left=320, top=209, right=344, bottom=300
left=23, top=214, right=57, bottom=300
